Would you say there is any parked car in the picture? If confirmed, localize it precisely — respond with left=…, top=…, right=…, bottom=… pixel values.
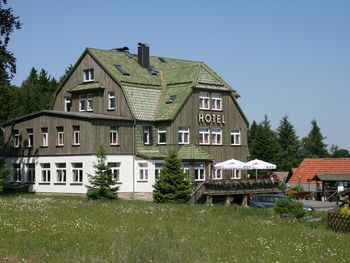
left=250, top=194, right=315, bottom=211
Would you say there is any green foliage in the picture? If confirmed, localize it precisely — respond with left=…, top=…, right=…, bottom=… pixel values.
left=153, top=151, right=191, bottom=203
left=0, top=159, right=12, bottom=193
left=301, top=119, right=329, bottom=158
left=276, top=115, right=301, bottom=171
left=330, top=144, right=350, bottom=158
left=289, top=185, right=305, bottom=192
left=86, top=147, right=118, bottom=200
left=274, top=197, right=306, bottom=219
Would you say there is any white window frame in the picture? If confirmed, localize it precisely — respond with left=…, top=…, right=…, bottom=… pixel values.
left=178, top=127, right=190, bottom=144
left=110, top=126, right=118, bottom=145
left=83, top=69, right=94, bottom=82
left=231, top=128, right=241, bottom=145
left=57, top=127, right=64, bottom=146
left=26, top=163, right=35, bottom=182
left=195, top=163, right=205, bottom=181
left=138, top=162, right=148, bottom=182
left=211, top=128, right=222, bottom=145
left=199, top=92, right=210, bottom=110
left=231, top=169, right=241, bottom=179
left=73, top=126, right=80, bottom=146
left=199, top=127, right=210, bottom=145
left=56, top=163, right=66, bottom=183
left=108, top=162, right=121, bottom=183
left=211, top=93, right=222, bottom=111
left=87, top=94, right=93, bottom=112
left=157, top=127, right=166, bottom=145
left=64, top=98, right=71, bottom=112
left=41, top=163, right=51, bottom=183
left=143, top=126, right=151, bottom=145
left=108, top=92, right=115, bottom=110
left=213, top=169, right=222, bottom=180
left=42, top=128, right=48, bottom=147
left=72, top=163, right=83, bottom=183
left=12, top=164, right=21, bottom=182
left=27, top=129, right=33, bottom=148
left=13, top=130, right=19, bottom=148
left=79, top=95, right=86, bottom=112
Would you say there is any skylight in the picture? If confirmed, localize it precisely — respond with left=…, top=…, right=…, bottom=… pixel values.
left=115, top=64, right=130, bottom=76
left=148, top=65, right=159, bottom=75
left=166, top=95, right=176, bottom=104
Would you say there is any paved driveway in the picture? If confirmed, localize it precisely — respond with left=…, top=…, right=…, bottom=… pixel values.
left=301, top=200, right=337, bottom=211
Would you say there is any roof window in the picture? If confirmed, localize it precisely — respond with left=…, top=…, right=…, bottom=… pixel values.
left=115, top=64, right=130, bottom=76
left=148, top=65, right=159, bottom=75
left=166, top=95, right=176, bottom=104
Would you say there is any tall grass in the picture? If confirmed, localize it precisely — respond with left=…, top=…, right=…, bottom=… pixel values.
left=0, top=194, right=348, bottom=262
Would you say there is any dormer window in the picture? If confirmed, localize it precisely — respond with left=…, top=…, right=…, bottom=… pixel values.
left=83, top=69, right=94, bottom=82
left=211, top=93, right=222, bottom=111
left=199, top=92, right=210, bottom=110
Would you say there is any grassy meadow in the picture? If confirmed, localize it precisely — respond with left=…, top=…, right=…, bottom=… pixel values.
left=0, top=194, right=349, bottom=263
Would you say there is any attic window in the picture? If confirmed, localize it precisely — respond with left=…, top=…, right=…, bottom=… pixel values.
left=115, top=64, right=130, bottom=76
left=159, top=57, right=166, bottom=63
left=127, top=53, right=134, bottom=58
left=166, top=95, right=176, bottom=104
left=148, top=65, right=159, bottom=75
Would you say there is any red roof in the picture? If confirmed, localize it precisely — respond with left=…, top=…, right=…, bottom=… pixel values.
left=288, top=158, right=350, bottom=184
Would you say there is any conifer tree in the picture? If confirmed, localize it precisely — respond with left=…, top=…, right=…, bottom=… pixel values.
left=300, top=119, right=328, bottom=158
left=86, top=147, right=118, bottom=200
left=153, top=151, right=191, bottom=203
left=276, top=115, right=301, bottom=171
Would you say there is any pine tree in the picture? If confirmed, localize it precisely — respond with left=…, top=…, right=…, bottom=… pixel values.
left=153, top=151, right=191, bottom=203
left=86, top=147, right=118, bottom=200
left=276, top=115, right=301, bottom=171
left=301, top=119, right=329, bottom=158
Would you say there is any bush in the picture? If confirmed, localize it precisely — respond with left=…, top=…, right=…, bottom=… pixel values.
left=0, top=160, right=12, bottom=194
left=274, top=197, right=306, bottom=219
left=290, top=185, right=305, bottom=192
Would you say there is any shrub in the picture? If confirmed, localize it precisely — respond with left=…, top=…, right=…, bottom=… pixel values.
left=0, top=159, right=12, bottom=194
left=339, top=204, right=350, bottom=216
left=290, top=185, right=305, bottom=192
left=274, top=197, right=306, bottom=219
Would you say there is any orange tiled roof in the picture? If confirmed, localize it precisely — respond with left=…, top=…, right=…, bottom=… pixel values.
left=288, top=158, right=350, bottom=184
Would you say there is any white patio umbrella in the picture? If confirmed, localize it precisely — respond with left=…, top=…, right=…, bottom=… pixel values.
left=244, top=159, right=277, bottom=179
left=214, top=159, right=248, bottom=170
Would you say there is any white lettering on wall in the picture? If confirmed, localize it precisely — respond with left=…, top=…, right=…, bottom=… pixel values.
left=198, top=114, right=226, bottom=125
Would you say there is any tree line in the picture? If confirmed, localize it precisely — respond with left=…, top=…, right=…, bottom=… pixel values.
left=249, top=115, right=350, bottom=172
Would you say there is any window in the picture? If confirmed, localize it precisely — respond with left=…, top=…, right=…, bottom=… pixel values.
left=57, top=127, right=64, bottom=146
left=56, top=163, right=66, bottom=183
left=87, top=94, right=93, bottom=111
left=26, top=164, right=35, bottom=182
left=143, top=126, right=152, bottom=145
left=109, top=162, right=121, bottom=182
left=73, top=126, right=80, bottom=145
left=155, top=163, right=162, bottom=180
left=199, top=92, right=210, bottom=110
left=79, top=95, right=86, bottom=112
left=157, top=127, right=166, bottom=144
left=183, top=163, right=190, bottom=180
left=64, top=98, right=72, bottom=112
left=72, top=163, right=83, bottom=183
left=13, top=130, right=19, bottom=148
left=231, top=169, right=241, bottom=179
left=195, top=163, right=205, bottom=181
left=199, top=127, right=210, bottom=145
left=110, top=126, right=118, bottom=145
left=83, top=69, right=94, bottom=82
left=231, top=128, right=241, bottom=145
left=211, top=93, right=222, bottom=111
left=12, top=164, right=21, bottom=182
left=41, top=163, right=51, bottom=183
left=213, top=169, right=222, bottom=180
left=178, top=127, right=189, bottom=144
left=138, top=163, right=148, bottom=181
left=211, top=128, right=222, bottom=145
left=41, top=128, right=48, bottom=147
left=108, top=92, right=115, bottom=110
left=27, top=129, right=33, bottom=148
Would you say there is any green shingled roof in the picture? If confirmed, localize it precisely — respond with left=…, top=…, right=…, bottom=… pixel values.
left=178, top=144, right=214, bottom=161
left=313, top=174, right=350, bottom=181
left=59, top=47, right=244, bottom=122
left=69, top=82, right=104, bottom=93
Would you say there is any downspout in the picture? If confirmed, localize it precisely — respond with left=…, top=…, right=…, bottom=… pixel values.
left=132, top=120, right=136, bottom=199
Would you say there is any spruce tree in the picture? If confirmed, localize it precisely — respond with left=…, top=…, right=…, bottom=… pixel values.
left=86, top=147, right=118, bottom=200
left=276, top=115, right=301, bottom=171
left=300, top=119, right=328, bottom=158
left=153, top=151, right=191, bottom=203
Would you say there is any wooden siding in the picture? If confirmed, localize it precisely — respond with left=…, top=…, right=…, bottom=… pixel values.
left=52, top=53, right=133, bottom=118
left=3, top=115, right=134, bottom=157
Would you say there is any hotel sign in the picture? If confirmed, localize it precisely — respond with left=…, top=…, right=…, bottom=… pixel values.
left=198, top=113, right=226, bottom=125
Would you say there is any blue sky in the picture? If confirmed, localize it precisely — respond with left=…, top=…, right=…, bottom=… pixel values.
left=8, top=0, right=350, bottom=151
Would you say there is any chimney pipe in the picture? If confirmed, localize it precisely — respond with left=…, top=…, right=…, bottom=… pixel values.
left=138, top=42, right=149, bottom=68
